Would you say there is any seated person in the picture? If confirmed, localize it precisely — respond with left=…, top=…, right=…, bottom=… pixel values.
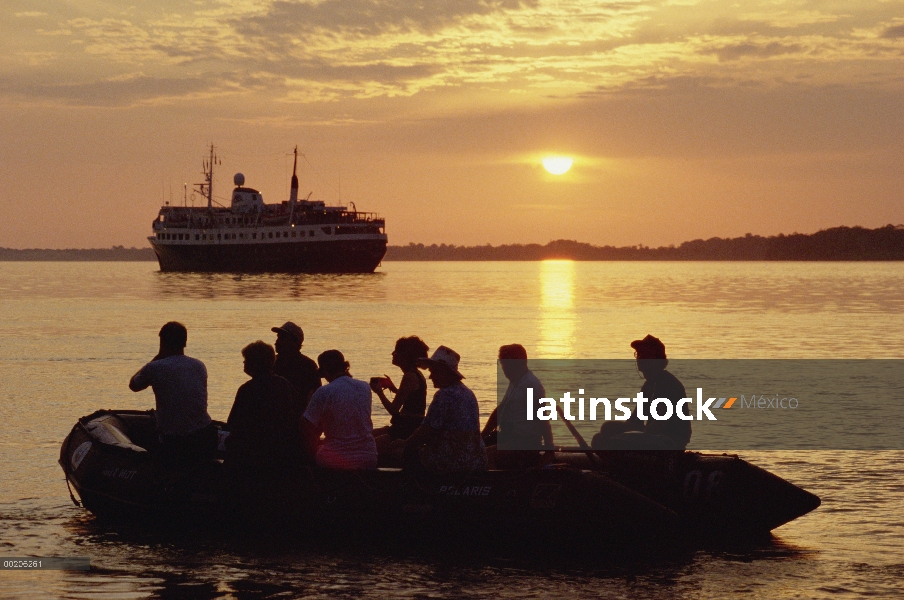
left=129, top=321, right=216, bottom=467
left=301, top=350, right=378, bottom=470
left=482, top=344, right=554, bottom=469
left=271, top=321, right=321, bottom=418
left=225, top=341, right=300, bottom=473
left=404, top=346, right=487, bottom=473
left=593, top=335, right=691, bottom=451
left=371, top=336, right=429, bottom=441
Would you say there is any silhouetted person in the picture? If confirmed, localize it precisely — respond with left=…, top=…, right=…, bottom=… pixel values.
left=129, top=321, right=216, bottom=467
left=404, top=346, right=487, bottom=472
left=482, top=344, right=553, bottom=469
left=225, top=341, right=300, bottom=475
left=271, top=321, right=321, bottom=419
left=301, top=350, right=378, bottom=470
left=593, top=335, right=691, bottom=450
left=371, top=336, right=429, bottom=441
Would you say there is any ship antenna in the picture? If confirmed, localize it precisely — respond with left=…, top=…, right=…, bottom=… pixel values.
left=206, top=143, right=216, bottom=210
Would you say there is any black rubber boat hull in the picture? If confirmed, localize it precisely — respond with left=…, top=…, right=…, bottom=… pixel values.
left=554, top=451, right=821, bottom=536
left=60, top=410, right=678, bottom=543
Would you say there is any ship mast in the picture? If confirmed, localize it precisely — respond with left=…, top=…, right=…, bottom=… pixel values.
left=289, top=146, right=299, bottom=223
left=195, top=144, right=220, bottom=211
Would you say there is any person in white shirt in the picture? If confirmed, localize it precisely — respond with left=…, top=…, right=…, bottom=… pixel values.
left=482, top=344, right=553, bottom=469
left=129, top=321, right=215, bottom=466
left=301, top=350, right=378, bottom=470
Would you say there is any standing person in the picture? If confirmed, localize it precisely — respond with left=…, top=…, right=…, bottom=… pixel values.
left=301, top=350, right=378, bottom=470
left=225, top=341, right=300, bottom=474
left=404, top=346, right=487, bottom=473
left=482, top=344, right=553, bottom=469
left=129, top=321, right=216, bottom=467
left=371, top=336, right=429, bottom=441
left=271, top=321, right=321, bottom=419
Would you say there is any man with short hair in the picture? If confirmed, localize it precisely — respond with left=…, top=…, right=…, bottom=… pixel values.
left=301, top=350, right=378, bottom=470
left=129, top=321, right=215, bottom=466
left=482, top=344, right=553, bottom=468
left=225, top=340, right=300, bottom=473
left=271, top=321, right=321, bottom=419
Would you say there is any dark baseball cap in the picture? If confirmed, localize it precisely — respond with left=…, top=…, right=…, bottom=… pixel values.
left=630, top=334, right=666, bottom=359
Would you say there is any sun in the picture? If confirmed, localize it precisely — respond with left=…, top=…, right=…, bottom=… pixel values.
left=542, top=156, right=573, bottom=175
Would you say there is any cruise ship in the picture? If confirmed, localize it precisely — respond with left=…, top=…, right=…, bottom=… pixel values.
left=149, top=146, right=387, bottom=273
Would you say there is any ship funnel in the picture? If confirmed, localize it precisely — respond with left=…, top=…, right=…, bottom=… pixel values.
left=234, top=172, right=245, bottom=187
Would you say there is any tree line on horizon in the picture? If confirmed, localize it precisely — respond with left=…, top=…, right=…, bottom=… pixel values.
left=385, top=225, right=904, bottom=261
left=2, top=225, right=904, bottom=261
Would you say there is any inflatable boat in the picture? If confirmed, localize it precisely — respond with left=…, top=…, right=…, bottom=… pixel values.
left=59, top=410, right=819, bottom=541
left=59, top=410, right=679, bottom=541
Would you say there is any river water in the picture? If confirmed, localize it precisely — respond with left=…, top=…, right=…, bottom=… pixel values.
left=0, top=261, right=902, bottom=598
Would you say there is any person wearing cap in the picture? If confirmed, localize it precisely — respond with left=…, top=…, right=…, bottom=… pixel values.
left=225, top=340, right=300, bottom=475
left=129, top=321, right=216, bottom=467
left=300, top=350, right=378, bottom=470
left=272, top=321, right=321, bottom=420
left=403, top=346, right=488, bottom=473
left=592, top=335, right=691, bottom=450
left=482, top=344, right=554, bottom=469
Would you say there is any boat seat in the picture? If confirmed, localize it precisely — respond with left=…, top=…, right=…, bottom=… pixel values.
left=86, top=415, right=147, bottom=453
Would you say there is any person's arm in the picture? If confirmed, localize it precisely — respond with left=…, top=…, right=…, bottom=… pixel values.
left=401, top=423, right=433, bottom=465
left=540, top=419, right=554, bottom=450
left=371, top=384, right=396, bottom=417
left=481, top=408, right=498, bottom=439
left=129, top=362, right=152, bottom=392
left=299, top=417, right=323, bottom=460
left=372, top=372, right=415, bottom=417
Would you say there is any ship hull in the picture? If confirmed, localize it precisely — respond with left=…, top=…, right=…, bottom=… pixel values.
left=150, top=238, right=387, bottom=273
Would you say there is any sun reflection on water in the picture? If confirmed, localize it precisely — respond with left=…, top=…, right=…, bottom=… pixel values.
left=538, top=259, right=576, bottom=358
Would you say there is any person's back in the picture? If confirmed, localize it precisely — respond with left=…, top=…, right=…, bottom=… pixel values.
left=273, top=350, right=320, bottom=416
left=422, top=381, right=487, bottom=472
left=498, top=369, right=549, bottom=450
left=641, top=369, right=691, bottom=449
left=129, top=322, right=214, bottom=466
left=303, top=351, right=378, bottom=470
left=132, top=354, right=210, bottom=436
left=227, top=371, right=300, bottom=470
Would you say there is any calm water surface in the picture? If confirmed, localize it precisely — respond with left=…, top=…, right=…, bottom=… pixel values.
left=1, top=261, right=902, bottom=598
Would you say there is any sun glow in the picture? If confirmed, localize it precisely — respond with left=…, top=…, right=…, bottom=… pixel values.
left=542, top=156, right=573, bottom=175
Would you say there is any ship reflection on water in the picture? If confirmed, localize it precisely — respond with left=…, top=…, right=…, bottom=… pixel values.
left=153, top=271, right=387, bottom=301
left=538, top=260, right=576, bottom=358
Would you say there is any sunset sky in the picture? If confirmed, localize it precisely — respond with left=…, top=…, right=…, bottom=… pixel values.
left=2, top=0, right=902, bottom=249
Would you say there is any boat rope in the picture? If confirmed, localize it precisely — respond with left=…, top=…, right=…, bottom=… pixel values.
left=64, top=476, right=82, bottom=508
left=61, top=431, right=82, bottom=507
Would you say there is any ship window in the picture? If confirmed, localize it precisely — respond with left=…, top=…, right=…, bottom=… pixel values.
left=195, top=234, right=200, bottom=240
left=268, top=232, right=273, bottom=239
left=240, top=233, right=244, bottom=239
left=252, top=233, right=257, bottom=239
left=217, top=234, right=221, bottom=240
left=283, top=231, right=288, bottom=238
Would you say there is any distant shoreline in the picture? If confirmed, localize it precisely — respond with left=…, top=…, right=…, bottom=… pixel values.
left=3, top=225, right=904, bottom=261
